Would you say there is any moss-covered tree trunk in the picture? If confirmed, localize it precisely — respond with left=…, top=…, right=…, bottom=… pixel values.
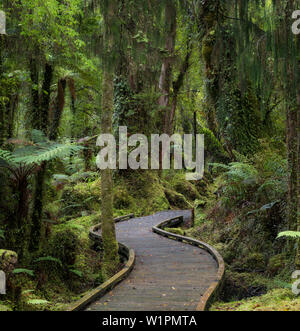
left=100, top=0, right=119, bottom=276
left=101, top=69, right=119, bottom=276
left=295, top=80, right=300, bottom=269
left=159, top=0, right=177, bottom=136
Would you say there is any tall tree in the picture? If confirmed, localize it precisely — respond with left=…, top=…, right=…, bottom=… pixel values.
left=99, top=0, right=119, bottom=276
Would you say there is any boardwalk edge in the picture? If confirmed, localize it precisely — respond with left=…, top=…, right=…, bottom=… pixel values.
left=67, top=214, right=136, bottom=311
left=152, top=215, right=225, bottom=311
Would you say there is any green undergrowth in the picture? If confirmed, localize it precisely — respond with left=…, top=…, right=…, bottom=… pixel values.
left=6, top=169, right=204, bottom=311
left=211, top=289, right=300, bottom=311
left=185, top=145, right=300, bottom=311
left=2, top=212, right=103, bottom=311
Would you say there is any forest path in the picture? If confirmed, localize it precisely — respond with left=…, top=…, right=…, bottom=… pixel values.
left=85, top=210, right=218, bottom=311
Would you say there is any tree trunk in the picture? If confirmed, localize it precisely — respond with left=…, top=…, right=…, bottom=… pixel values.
left=49, top=78, right=66, bottom=141
left=29, top=57, right=40, bottom=130
left=159, top=0, right=177, bottom=134
left=29, top=63, right=54, bottom=252
left=167, top=49, right=192, bottom=135
left=101, top=69, right=119, bottom=277
left=29, top=163, right=46, bottom=252
left=295, top=82, right=300, bottom=268
left=100, top=0, right=119, bottom=277
left=40, top=63, right=53, bottom=135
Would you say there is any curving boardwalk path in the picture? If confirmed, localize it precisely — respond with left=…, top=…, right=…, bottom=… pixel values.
left=86, top=210, right=218, bottom=311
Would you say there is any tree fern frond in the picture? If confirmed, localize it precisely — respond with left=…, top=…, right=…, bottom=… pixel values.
left=0, top=148, right=13, bottom=162
left=13, top=144, right=84, bottom=165
left=277, top=231, right=300, bottom=239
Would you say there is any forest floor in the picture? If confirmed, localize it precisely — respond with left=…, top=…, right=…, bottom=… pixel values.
left=211, top=288, right=300, bottom=311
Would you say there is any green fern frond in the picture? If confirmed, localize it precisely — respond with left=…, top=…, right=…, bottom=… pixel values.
left=13, top=268, right=35, bottom=277
left=13, top=144, right=83, bottom=165
left=69, top=269, right=83, bottom=277
left=34, top=256, right=63, bottom=267
left=0, top=149, right=13, bottom=162
left=277, top=231, right=300, bottom=240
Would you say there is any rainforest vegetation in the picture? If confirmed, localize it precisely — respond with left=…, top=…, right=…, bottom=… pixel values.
left=0, top=0, right=299, bottom=311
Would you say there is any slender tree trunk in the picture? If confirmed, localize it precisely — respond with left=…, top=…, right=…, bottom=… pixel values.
left=286, top=102, right=298, bottom=231
left=29, top=163, right=46, bottom=252
left=40, top=63, right=53, bottom=135
left=167, top=49, right=192, bottom=135
left=101, top=70, right=119, bottom=276
left=29, top=63, right=54, bottom=252
left=29, top=57, right=40, bottom=130
left=49, top=78, right=66, bottom=141
left=100, top=1, right=119, bottom=277
left=159, top=0, right=177, bottom=134
left=295, top=83, right=300, bottom=268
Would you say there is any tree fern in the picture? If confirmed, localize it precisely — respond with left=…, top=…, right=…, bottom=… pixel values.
left=0, top=130, right=84, bottom=167
left=0, top=149, right=13, bottom=163
left=12, top=143, right=83, bottom=166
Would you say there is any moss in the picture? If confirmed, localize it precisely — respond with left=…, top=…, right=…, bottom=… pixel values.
left=267, top=254, right=287, bottom=276
left=0, top=303, right=12, bottom=311
left=113, top=187, right=132, bottom=209
left=173, top=181, right=200, bottom=201
left=211, top=289, right=300, bottom=311
left=123, top=171, right=170, bottom=216
left=220, top=271, right=269, bottom=302
left=60, top=178, right=101, bottom=218
left=164, top=227, right=185, bottom=236
left=164, top=189, right=189, bottom=209
left=202, top=32, right=215, bottom=66
left=47, top=229, right=80, bottom=266
left=0, top=250, right=18, bottom=273
left=241, top=253, right=266, bottom=272
left=44, top=201, right=61, bottom=222
left=198, top=126, right=229, bottom=161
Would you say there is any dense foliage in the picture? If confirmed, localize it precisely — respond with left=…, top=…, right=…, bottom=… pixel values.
left=0, top=0, right=299, bottom=311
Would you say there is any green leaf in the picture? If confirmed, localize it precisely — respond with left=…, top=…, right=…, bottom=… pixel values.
left=13, top=269, right=34, bottom=277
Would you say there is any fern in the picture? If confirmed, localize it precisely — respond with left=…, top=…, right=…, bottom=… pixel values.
left=34, top=256, right=63, bottom=267
left=13, top=269, right=34, bottom=277
left=69, top=269, right=83, bottom=277
left=0, top=149, right=13, bottom=164
left=13, top=144, right=83, bottom=166
left=0, top=130, right=84, bottom=168
left=27, top=299, right=49, bottom=305
left=277, top=232, right=300, bottom=240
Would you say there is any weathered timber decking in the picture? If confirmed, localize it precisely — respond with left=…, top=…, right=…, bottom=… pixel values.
left=86, top=210, right=218, bottom=311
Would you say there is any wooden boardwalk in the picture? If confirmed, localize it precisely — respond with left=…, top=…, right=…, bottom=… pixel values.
left=86, top=210, right=218, bottom=311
